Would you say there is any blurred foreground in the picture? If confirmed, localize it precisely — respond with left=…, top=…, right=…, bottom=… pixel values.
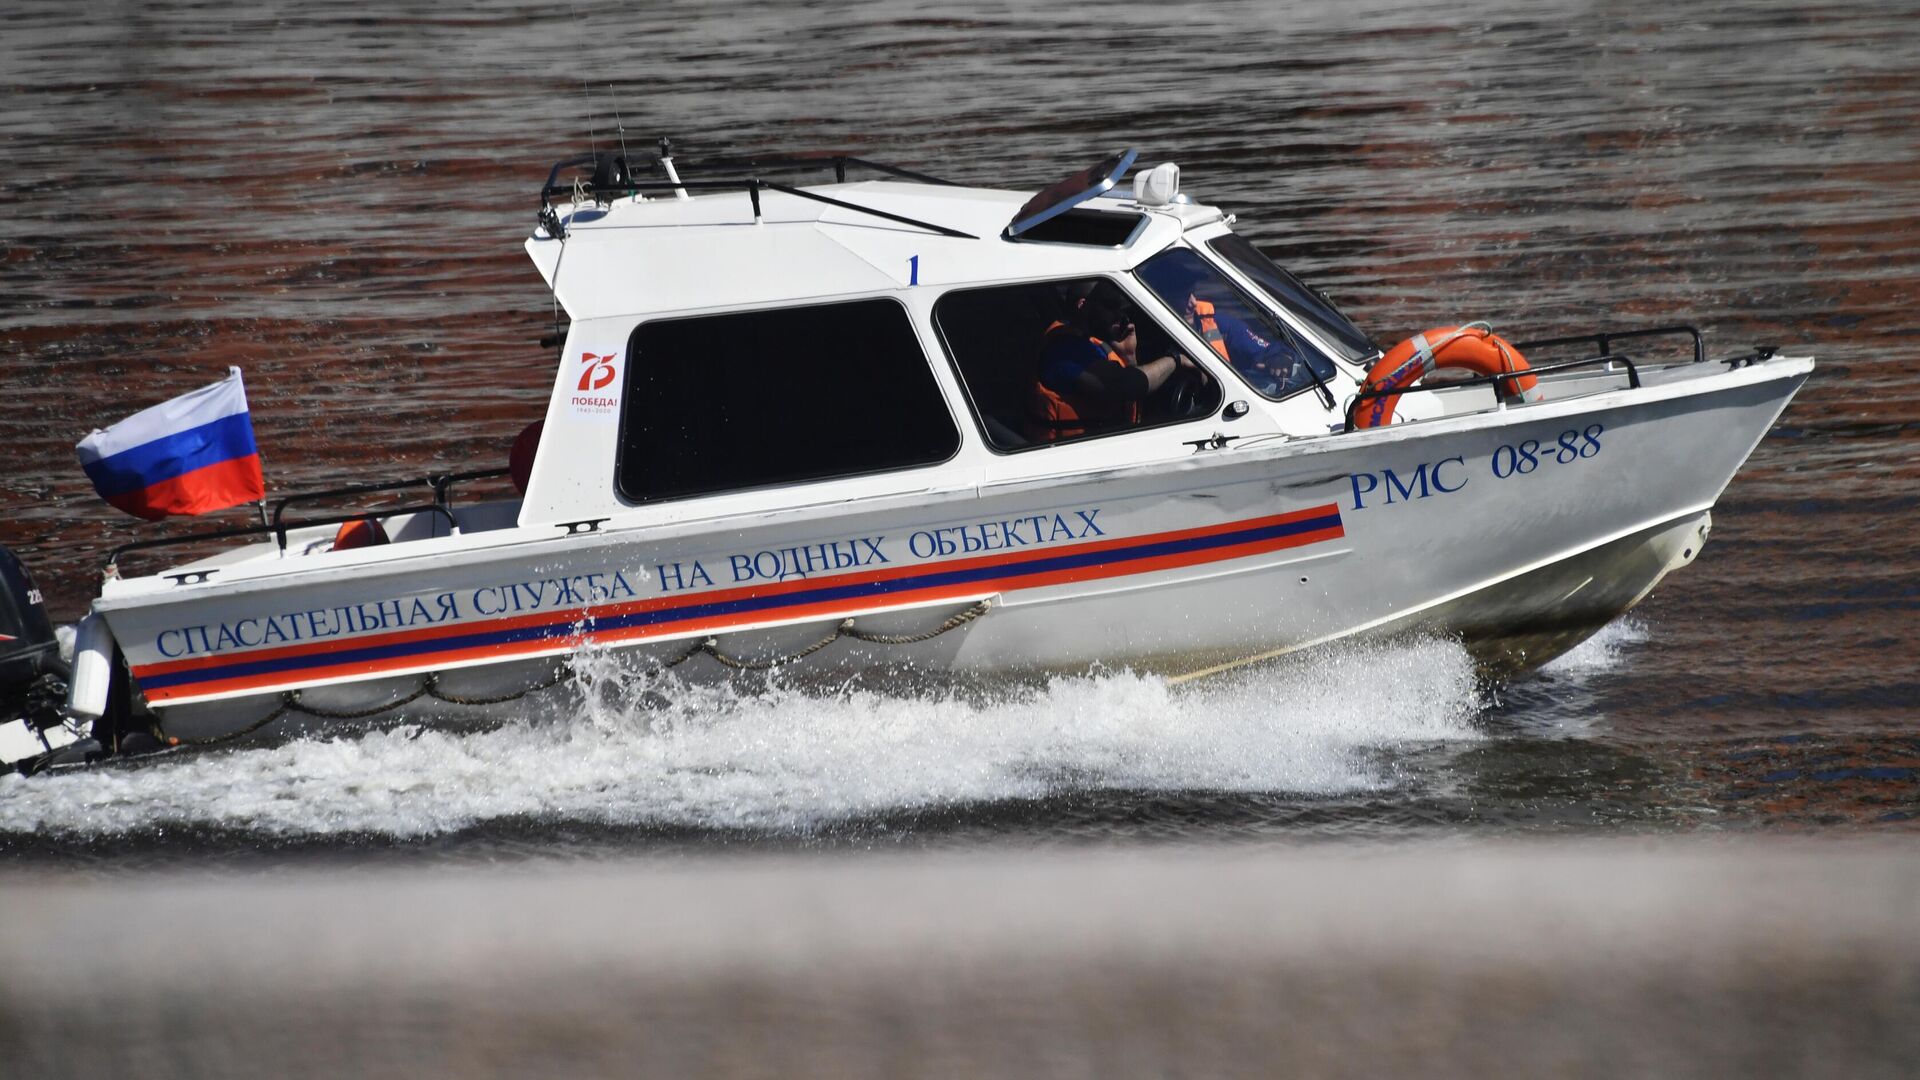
left=3, top=840, right=1914, bottom=1077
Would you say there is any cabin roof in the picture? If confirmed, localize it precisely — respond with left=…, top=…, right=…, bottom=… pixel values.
left=524, top=180, right=1224, bottom=322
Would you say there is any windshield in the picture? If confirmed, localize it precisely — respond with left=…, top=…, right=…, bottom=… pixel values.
left=1136, top=248, right=1338, bottom=401
left=1206, top=234, right=1377, bottom=364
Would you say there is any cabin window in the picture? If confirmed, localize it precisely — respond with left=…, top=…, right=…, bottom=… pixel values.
left=934, top=276, right=1221, bottom=452
left=1206, top=234, right=1378, bottom=364
left=1010, top=209, right=1149, bottom=247
left=617, top=298, right=959, bottom=503
left=1136, top=248, right=1341, bottom=402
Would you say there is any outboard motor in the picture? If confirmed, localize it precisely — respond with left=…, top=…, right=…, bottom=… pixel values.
left=0, top=545, right=63, bottom=702
left=0, top=545, right=84, bottom=773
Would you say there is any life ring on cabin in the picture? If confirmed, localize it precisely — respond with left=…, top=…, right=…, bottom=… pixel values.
left=1352, top=324, right=1540, bottom=429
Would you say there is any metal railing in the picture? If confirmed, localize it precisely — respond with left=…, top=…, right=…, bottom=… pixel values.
left=537, top=147, right=974, bottom=240
left=1343, top=352, right=1645, bottom=433
left=1514, top=324, right=1705, bottom=365
left=1339, top=325, right=1790, bottom=432
left=105, top=467, right=513, bottom=575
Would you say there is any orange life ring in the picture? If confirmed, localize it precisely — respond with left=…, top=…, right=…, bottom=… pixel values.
left=1352, top=325, right=1539, bottom=429
left=332, top=517, right=389, bottom=551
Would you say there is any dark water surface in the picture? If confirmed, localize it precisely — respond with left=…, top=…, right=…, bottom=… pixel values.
left=2, top=0, right=1917, bottom=862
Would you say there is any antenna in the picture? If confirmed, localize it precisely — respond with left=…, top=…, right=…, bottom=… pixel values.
left=609, top=84, right=631, bottom=166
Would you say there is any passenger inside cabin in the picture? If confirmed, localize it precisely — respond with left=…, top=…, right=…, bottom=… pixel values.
left=1181, top=275, right=1270, bottom=367
left=1029, top=281, right=1198, bottom=442
left=1137, top=251, right=1327, bottom=401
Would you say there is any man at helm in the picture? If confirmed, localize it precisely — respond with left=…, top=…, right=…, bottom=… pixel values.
left=1029, top=280, right=1196, bottom=442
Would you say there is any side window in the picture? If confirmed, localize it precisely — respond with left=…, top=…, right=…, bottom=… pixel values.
left=1137, top=248, right=1339, bottom=402
left=617, top=299, right=959, bottom=503
left=934, top=277, right=1221, bottom=452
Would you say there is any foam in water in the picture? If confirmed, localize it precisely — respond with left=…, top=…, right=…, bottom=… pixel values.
left=0, top=638, right=1484, bottom=839
left=1541, top=617, right=1651, bottom=677
left=1482, top=616, right=1654, bottom=738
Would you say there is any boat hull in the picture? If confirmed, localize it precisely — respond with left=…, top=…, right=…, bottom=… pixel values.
left=97, top=359, right=1809, bottom=743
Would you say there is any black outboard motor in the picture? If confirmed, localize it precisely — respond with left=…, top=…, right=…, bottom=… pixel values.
left=0, top=545, right=78, bottom=772
left=0, top=545, right=64, bottom=698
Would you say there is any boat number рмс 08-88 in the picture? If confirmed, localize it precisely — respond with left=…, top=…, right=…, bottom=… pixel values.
left=1348, top=424, right=1605, bottom=510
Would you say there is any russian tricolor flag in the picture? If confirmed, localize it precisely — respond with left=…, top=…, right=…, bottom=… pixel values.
left=76, top=367, right=266, bottom=521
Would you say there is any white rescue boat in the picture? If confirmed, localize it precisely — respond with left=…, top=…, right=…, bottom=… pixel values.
left=5, top=146, right=1811, bottom=769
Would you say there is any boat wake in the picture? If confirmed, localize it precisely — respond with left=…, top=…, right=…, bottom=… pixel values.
left=0, top=637, right=1491, bottom=840
left=1484, top=616, right=1653, bottom=738
left=1541, top=617, right=1652, bottom=676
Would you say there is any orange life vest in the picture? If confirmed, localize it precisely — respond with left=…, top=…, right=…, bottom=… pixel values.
left=1031, top=320, right=1137, bottom=441
left=1192, top=300, right=1231, bottom=362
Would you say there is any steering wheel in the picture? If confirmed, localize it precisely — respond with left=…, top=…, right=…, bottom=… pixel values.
left=1161, top=365, right=1204, bottom=418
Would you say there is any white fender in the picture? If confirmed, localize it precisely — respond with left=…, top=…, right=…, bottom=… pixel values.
left=66, top=613, right=116, bottom=720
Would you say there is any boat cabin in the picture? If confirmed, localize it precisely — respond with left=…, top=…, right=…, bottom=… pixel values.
left=514, top=149, right=1381, bottom=535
